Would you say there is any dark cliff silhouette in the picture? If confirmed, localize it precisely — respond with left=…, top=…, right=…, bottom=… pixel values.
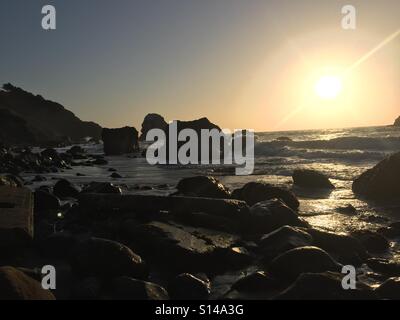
left=0, top=83, right=102, bottom=145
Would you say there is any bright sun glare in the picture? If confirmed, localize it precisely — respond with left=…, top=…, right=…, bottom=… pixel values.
left=314, top=75, right=343, bottom=100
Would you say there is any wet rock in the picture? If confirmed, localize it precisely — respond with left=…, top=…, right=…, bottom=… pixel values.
left=248, top=199, right=307, bottom=234
left=72, top=277, right=102, bottom=300
left=352, top=152, right=400, bottom=201
left=269, top=246, right=341, bottom=282
left=81, top=182, right=122, bottom=194
left=120, top=221, right=238, bottom=273
left=336, top=204, right=357, bottom=215
left=259, top=226, right=313, bottom=261
left=231, top=182, right=299, bottom=210
left=92, top=157, right=108, bottom=165
left=110, top=172, right=122, bottom=179
left=71, top=237, right=147, bottom=279
left=377, top=222, right=400, bottom=238
left=32, top=175, right=46, bottom=182
left=108, top=168, right=117, bottom=172
left=168, top=273, right=210, bottom=300
left=67, top=145, right=85, bottom=156
left=0, top=266, right=55, bottom=300
left=351, top=230, right=389, bottom=253
left=292, top=169, right=335, bottom=189
left=41, top=148, right=60, bottom=160
left=231, top=271, right=277, bottom=292
left=176, top=176, right=231, bottom=199
left=375, top=277, right=400, bottom=299
left=275, top=272, right=376, bottom=300
left=366, top=258, right=400, bottom=277
left=53, top=179, right=80, bottom=199
left=307, top=228, right=368, bottom=266
left=102, top=127, right=139, bottom=155
left=109, top=276, right=168, bottom=300
left=34, top=190, right=61, bottom=211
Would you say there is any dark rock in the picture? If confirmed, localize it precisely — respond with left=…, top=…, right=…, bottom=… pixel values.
left=102, top=127, right=139, bottom=155
left=0, top=83, right=102, bottom=143
left=375, top=277, right=400, bottom=299
left=231, top=271, right=277, bottom=292
left=275, top=272, right=376, bottom=300
left=292, top=169, right=335, bottom=189
left=41, top=148, right=60, bottom=160
left=108, top=168, right=117, bottom=172
left=168, top=273, right=210, bottom=300
left=109, top=276, right=168, bottom=300
left=81, top=182, right=122, bottom=194
left=32, top=175, right=46, bottom=182
left=53, top=179, right=80, bottom=198
left=248, top=199, right=307, bottom=234
left=37, top=232, right=78, bottom=259
left=120, top=220, right=239, bottom=273
left=366, top=258, right=400, bottom=277
left=0, top=266, right=55, bottom=300
left=231, top=182, right=299, bottom=210
left=67, top=145, right=85, bottom=156
left=92, top=158, right=108, bottom=165
left=394, top=116, right=400, bottom=126
left=351, top=230, right=389, bottom=253
left=336, top=204, right=357, bottom=215
left=176, top=176, right=230, bottom=199
left=72, top=277, right=102, bottom=300
left=259, top=226, right=313, bottom=261
left=377, top=222, right=400, bottom=238
left=34, top=190, right=61, bottom=211
left=269, top=246, right=341, bottom=282
left=307, top=228, right=368, bottom=266
left=140, top=113, right=168, bottom=140
left=71, top=237, right=147, bottom=279
left=352, top=152, right=400, bottom=201
left=110, top=172, right=122, bottom=179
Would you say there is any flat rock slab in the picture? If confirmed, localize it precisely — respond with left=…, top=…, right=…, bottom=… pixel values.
left=122, top=221, right=240, bottom=273
left=0, top=186, right=33, bottom=248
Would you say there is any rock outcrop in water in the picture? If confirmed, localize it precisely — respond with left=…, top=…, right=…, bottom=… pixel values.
left=102, top=126, right=139, bottom=155
left=140, top=113, right=168, bottom=140
left=352, top=152, right=400, bottom=201
left=0, top=83, right=102, bottom=144
left=394, top=116, right=400, bottom=126
left=292, top=169, right=335, bottom=189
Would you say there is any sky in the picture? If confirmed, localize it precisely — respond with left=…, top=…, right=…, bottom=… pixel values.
left=0, top=0, right=399, bottom=132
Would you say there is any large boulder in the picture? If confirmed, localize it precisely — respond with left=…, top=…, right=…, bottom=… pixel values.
left=168, top=273, right=210, bottom=300
left=307, top=228, right=368, bottom=266
left=352, top=152, right=400, bottom=201
left=0, top=266, right=55, bottom=300
left=53, top=179, right=80, bottom=199
left=71, top=237, right=147, bottom=279
left=34, top=190, right=61, bottom=211
left=268, top=246, right=341, bottom=282
left=140, top=113, right=167, bottom=140
left=232, top=182, right=299, bottom=210
left=275, top=272, right=375, bottom=300
left=293, top=169, right=335, bottom=189
left=102, top=127, right=139, bottom=155
left=259, top=226, right=313, bottom=261
left=175, top=176, right=230, bottom=199
left=248, top=199, right=307, bottom=234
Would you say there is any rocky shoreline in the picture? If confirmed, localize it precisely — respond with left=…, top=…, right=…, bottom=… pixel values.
left=0, top=144, right=400, bottom=300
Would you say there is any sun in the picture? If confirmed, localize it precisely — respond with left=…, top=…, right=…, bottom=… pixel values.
left=314, top=75, right=343, bottom=100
